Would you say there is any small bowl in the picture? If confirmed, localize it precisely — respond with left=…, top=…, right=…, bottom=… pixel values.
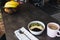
left=28, top=21, right=45, bottom=35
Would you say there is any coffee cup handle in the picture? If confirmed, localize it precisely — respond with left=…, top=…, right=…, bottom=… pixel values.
left=56, top=27, right=60, bottom=37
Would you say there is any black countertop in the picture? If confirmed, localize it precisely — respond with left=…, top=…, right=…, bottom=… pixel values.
left=2, top=3, right=60, bottom=40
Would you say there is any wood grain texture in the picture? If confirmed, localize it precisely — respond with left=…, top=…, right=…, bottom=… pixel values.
left=0, top=13, right=5, bottom=38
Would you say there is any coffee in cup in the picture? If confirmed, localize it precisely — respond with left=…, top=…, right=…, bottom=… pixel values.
left=47, top=22, right=60, bottom=38
left=48, top=23, right=58, bottom=30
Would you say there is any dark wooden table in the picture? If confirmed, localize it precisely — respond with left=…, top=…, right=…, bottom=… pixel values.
left=2, top=3, right=60, bottom=40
